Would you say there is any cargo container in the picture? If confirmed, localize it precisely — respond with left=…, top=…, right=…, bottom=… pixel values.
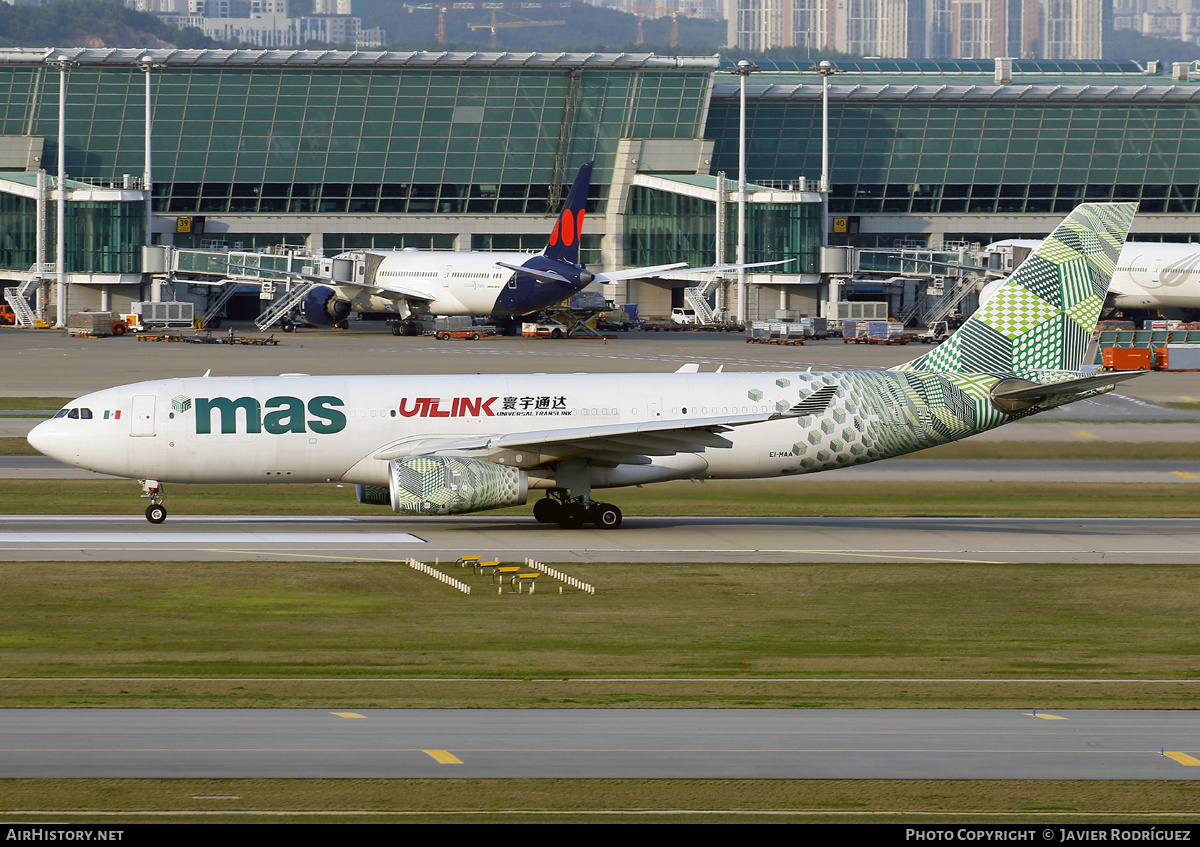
left=1102, top=347, right=1152, bottom=371
left=1154, top=344, right=1200, bottom=371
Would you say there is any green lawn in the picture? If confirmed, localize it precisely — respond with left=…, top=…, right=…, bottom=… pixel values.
left=1, top=559, right=1197, bottom=710
left=0, top=397, right=70, bottom=410
left=1, top=779, right=1198, bottom=822
left=0, top=478, right=1194, bottom=518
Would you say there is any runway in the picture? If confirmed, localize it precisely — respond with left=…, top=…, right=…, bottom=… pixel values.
left=4, top=513, right=1199, bottom=563
left=2, top=708, right=1197, bottom=779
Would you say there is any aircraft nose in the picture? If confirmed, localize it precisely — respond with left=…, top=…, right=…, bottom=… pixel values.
left=27, top=418, right=66, bottom=461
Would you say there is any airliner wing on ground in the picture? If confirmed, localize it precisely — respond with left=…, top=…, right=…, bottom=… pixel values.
left=239, top=161, right=788, bottom=333
left=30, top=203, right=1138, bottom=529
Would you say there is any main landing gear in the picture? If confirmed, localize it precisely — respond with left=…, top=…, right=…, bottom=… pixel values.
left=141, top=480, right=167, bottom=524
left=533, top=493, right=622, bottom=530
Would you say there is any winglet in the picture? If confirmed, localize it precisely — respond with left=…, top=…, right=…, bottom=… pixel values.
left=544, top=162, right=593, bottom=265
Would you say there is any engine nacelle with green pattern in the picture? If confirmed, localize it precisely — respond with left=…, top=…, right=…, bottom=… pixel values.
left=387, top=456, right=528, bottom=515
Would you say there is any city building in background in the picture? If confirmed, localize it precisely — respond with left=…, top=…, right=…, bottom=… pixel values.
left=1112, top=0, right=1200, bottom=46
left=123, top=0, right=386, bottom=48
left=722, top=0, right=1111, bottom=59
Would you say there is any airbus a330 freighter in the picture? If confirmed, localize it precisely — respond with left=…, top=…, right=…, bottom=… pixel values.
left=30, top=203, right=1138, bottom=530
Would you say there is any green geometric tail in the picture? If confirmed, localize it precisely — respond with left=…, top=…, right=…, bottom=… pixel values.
left=894, top=202, right=1137, bottom=375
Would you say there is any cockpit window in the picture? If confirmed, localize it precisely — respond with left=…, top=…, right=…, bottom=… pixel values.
left=67, top=408, right=79, bottom=419
left=54, top=409, right=69, bottom=418
left=80, top=408, right=92, bottom=419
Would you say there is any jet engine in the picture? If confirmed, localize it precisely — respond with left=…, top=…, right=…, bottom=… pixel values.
left=355, top=484, right=391, bottom=505
left=387, top=456, right=527, bottom=515
left=299, top=286, right=353, bottom=327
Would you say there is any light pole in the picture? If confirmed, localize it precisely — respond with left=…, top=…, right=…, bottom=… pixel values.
left=52, top=59, right=75, bottom=328
left=817, top=60, right=837, bottom=249
left=734, top=59, right=758, bottom=325
left=140, top=60, right=157, bottom=253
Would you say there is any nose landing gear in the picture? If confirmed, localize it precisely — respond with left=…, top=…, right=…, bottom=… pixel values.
left=141, top=480, right=167, bottom=524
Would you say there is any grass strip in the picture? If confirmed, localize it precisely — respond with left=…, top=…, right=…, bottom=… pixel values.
left=0, top=779, right=1197, bottom=822
left=0, top=479, right=1194, bottom=517
left=897, top=441, right=1200, bottom=460
left=1, top=560, right=1199, bottom=709
left=0, top=397, right=70, bottom=411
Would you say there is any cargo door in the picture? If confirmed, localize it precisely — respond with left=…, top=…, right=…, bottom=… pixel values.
left=131, top=394, right=156, bottom=437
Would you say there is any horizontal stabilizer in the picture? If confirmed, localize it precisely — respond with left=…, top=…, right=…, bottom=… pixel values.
left=494, top=261, right=572, bottom=285
left=990, top=371, right=1142, bottom=412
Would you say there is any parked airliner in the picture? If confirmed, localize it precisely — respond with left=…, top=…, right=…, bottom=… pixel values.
left=30, top=204, right=1138, bottom=529
left=986, top=238, right=1200, bottom=317
left=257, top=161, right=780, bottom=333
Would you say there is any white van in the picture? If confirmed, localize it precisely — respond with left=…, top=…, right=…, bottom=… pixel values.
left=670, top=308, right=699, bottom=325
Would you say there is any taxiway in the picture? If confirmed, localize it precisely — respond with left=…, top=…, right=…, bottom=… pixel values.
left=1, top=708, right=1197, bottom=779
left=4, top=513, right=1199, bottom=564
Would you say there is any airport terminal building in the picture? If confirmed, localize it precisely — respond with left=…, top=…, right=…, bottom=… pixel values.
left=0, top=48, right=1197, bottom=323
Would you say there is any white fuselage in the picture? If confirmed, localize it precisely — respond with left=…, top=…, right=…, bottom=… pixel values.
left=334, top=250, right=537, bottom=316
left=29, top=371, right=928, bottom=490
left=988, top=240, right=1200, bottom=311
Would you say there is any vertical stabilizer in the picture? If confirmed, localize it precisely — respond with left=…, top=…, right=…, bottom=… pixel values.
left=894, top=203, right=1137, bottom=375
left=543, top=161, right=593, bottom=265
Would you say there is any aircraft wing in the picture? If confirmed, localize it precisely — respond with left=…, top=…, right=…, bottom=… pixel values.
left=221, top=262, right=435, bottom=302
left=592, top=258, right=792, bottom=283
left=374, top=385, right=837, bottom=467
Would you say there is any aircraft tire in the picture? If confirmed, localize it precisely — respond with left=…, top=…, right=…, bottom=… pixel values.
left=592, top=503, right=622, bottom=529
left=145, top=504, right=167, bottom=524
left=556, top=502, right=586, bottom=529
left=390, top=324, right=403, bottom=336
left=533, top=498, right=561, bottom=524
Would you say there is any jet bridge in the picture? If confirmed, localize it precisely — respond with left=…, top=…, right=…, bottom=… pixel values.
left=844, top=244, right=988, bottom=327
left=163, top=246, right=341, bottom=330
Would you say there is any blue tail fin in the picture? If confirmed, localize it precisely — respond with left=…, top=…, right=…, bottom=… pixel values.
left=544, top=162, right=593, bottom=265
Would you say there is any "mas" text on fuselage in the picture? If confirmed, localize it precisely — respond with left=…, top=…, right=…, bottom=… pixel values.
left=195, top=396, right=346, bottom=434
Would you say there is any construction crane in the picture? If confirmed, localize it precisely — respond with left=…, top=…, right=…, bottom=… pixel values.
left=404, top=2, right=571, bottom=44
left=467, top=10, right=566, bottom=49
left=625, top=0, right=691, bottom=47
